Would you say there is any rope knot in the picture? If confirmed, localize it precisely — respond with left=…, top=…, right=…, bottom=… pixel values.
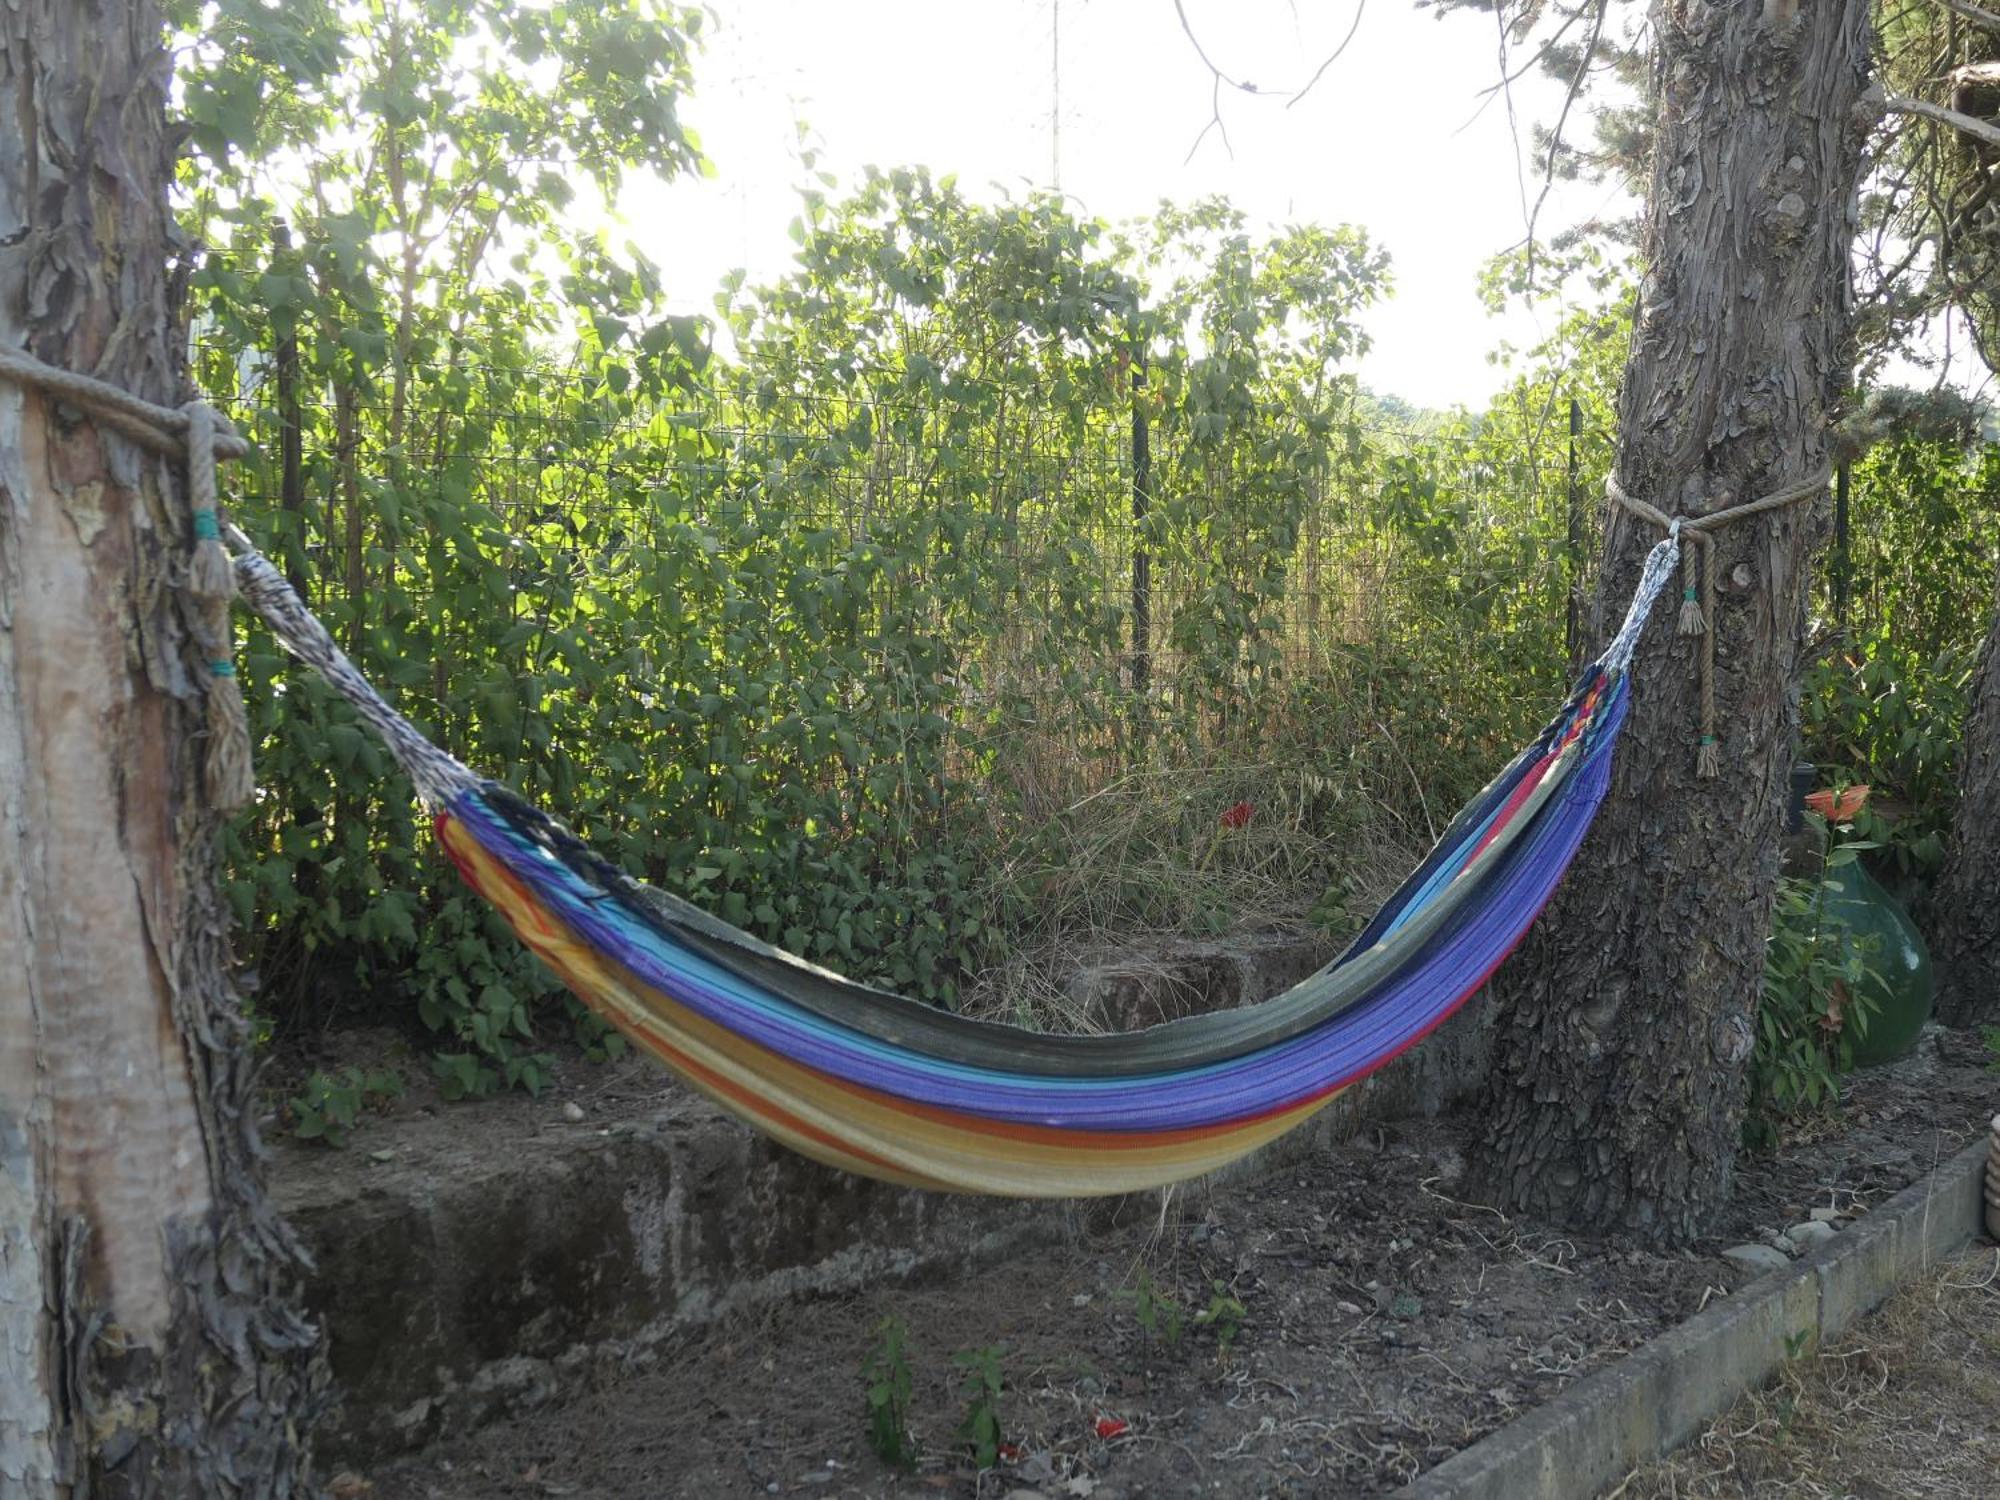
left=1607, top=466, right=1830, bottom=780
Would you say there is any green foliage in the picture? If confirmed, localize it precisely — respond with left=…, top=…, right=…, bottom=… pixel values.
left=288, top=1065, right=404, bottom=1145
left=1804, top=428, right=1997, bottom=890
left=176, top=0, right=1753, bottom=1106
left=1982, top=1025, right=2000, bottom=1074
left=951, top=1344, right=1006, bottom=1470
left=1747, top=841, right=1884, bottom=1149
left=1192, top=1280, right=1247, bottom=1355
left=1119, top=1269, right=1184, bottom=1350
left=861, top=1315, right=916, bottom=1469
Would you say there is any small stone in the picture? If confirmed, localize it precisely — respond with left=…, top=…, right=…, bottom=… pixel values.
left=1722, top=1243, right=1792, bottom=1275
left=561, top=1101, right=585, bottom=1123
left=1785, top=1220, right=1838, bottom=1251
left=1335, top=1300, right=1363, bottom=1316
left=1809, top=1207, right=1843, bottom=1223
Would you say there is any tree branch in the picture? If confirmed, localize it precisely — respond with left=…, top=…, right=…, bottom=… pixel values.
left=1887, top=94, right=2000, bottom=150
left=1935, top=0, right=2000, bottom=36
left=1173, top=0, right=1366, bottom=158
left=1288, top=0, right=1368, bottom=108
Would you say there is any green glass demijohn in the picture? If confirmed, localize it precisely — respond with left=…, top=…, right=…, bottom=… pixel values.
left=1816, top=857, right=1933, bottom=1066
left=1788, top=765, right=1934, bottom=1067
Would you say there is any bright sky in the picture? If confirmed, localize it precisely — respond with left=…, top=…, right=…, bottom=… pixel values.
left=614, top=0, right=1637, bottom=411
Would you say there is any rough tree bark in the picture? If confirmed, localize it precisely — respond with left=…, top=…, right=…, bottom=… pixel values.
left=1928, top=583, right=2000, bottom=1027
left=1469, top=0, right=1878, bottom=1243
left=0, top=2, right=322, bottom=1493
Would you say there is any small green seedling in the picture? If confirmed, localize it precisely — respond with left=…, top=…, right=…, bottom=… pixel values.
left=861, top=1315, right=916, bottom=1468
left=1194, top=1280, right=1247, bottom=1354
left=1119, top=1268, right=1183, bottom=1349
left=952, top=1344, right=1006, bottom=1469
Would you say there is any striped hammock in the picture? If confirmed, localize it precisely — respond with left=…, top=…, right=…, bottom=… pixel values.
left=233, top=533, right=1681, bottom=1197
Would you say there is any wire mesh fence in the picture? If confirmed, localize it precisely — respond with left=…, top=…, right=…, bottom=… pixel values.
left=211, top=359, right=1597, bottom=714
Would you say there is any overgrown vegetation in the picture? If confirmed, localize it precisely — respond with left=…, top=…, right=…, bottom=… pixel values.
left=1747, top=837, right=1885, bottom=1149
left=175, top=1, right=1994, bottom=1120
left=1802, top=416, right=1999, bottom=891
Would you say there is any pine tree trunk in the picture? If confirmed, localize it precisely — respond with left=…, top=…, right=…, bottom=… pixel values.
left=1929, top=585, right=2000, bottom=1027
left=1469, top=0, right=1877, bottom=1244
left=0, top=3, right=322, bottom=1492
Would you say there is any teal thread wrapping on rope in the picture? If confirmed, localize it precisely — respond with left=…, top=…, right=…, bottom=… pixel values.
left=209, top=658, right=236, bottom=678
left=193, top=508, right=221, bottom=540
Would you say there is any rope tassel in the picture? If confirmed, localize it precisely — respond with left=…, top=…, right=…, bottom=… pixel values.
left=204, top=659, right=256, bottom=811
left=1675, top=585, right=1707, bottom=637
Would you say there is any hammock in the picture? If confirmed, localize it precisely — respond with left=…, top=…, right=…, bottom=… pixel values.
left=233, top=531, right=1682, bottom=1198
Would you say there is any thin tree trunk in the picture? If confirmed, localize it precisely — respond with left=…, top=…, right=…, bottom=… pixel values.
left=1470, top=0, right=1877, bottom=1244
left=0, top=3, right=322, bottom=1492
left=1928, top=581, right=2000, bottom=1026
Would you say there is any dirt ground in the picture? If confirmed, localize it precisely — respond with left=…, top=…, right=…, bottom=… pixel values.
left=1613, top=1243, right=2000, bottom=1500
left=334, top=1025, right=1996, bottom=1500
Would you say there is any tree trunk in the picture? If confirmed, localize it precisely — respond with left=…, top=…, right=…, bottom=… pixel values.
left=1469, top=0, right=1877, bottom=1244
left=0, top=3, right=322, bottom=1493
left=1928, top=582, right=2000, bottom=1027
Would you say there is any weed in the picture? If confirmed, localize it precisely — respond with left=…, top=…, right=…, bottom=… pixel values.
left=1982, top=1025, right=2000, bottom=1074
left=951, top=1344, right=1006, bottom=1470
left=1194, top=1280, right=1247, bottom=1355
left=1119, top=1269, right=1183, bottom=1349
left=861, top=1315, right=916, bottom=1468
left=288, top=1066, right=403, bottom=1145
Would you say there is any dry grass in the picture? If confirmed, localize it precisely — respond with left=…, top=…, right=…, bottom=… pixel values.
left=1609, top=1244, right=2000, bottom=1500
left=953, top=758, right=1425, bottom=1032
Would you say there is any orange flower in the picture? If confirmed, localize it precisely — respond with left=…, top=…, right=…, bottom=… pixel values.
left=1805, top=785, right=1870, bottom=822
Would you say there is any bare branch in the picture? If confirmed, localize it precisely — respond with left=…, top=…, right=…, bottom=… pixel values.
left=1172, top=0, right=1280, bottom=99
left=1288, top=0, right=1368, bottom=109
left=1887, top=94, right=2000, bottom=151
left=1935, top=0, right=2000, bottom=36
left=1174, top=0, right=1365, bottom=159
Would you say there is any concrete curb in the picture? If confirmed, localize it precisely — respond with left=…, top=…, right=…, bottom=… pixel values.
left=1399, top=1136, right=1990, bottom=1500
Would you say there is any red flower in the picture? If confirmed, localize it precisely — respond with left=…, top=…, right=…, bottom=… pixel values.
left=1219, top=800, right=1254, bottom=830
left=1094, top=1415, right=1130, bottom=1440
left=1805, top=785, right=1870, bottom=822
left=997, top=1443, right=1023, bottom=1463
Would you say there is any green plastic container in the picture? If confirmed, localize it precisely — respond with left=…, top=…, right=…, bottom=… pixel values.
left=1816, top=860, right=1934, bottom=1066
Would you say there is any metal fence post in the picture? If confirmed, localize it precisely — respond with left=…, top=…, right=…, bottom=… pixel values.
left=1566, top=396, right=1583, bottom=661
left=1131, top=348, right=1151, bottom=699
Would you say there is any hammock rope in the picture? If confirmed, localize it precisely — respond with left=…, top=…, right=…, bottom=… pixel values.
left=1607, top=467, right=1829, bottom=776
left=0, top=341, right=1823, bottom=1196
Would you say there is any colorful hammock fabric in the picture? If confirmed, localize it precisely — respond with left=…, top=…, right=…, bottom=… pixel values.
left=233, top=533, right=1681, bottom=1197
